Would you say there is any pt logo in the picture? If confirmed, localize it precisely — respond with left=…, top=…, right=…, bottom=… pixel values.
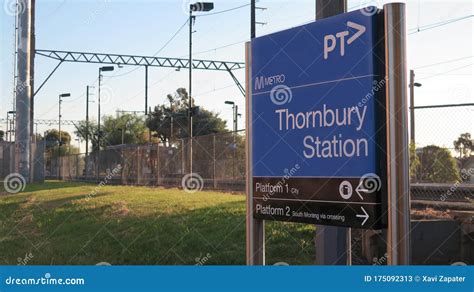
left=323, top=21, right=366, bottom=59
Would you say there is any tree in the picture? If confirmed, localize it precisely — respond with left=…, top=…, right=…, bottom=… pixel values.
left=74, top=114, right=151, bottom=150
left=42, top=129, right=79, bottom=156
left=146, top=88, right=227, bottom=144
left=102, top=114, right=149, bottom=146
left=409, top=142, right=420, bottom=182
left=415, top=145, right=460, bottom=183
left=453, top=132, right=473, bottom=159
left=44, top=129, right=71, bottom=147
left=74, top=119, right=98, bottom=151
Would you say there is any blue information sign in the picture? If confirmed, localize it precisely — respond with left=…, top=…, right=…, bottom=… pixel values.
left=250, top=8, right=387, bottom=229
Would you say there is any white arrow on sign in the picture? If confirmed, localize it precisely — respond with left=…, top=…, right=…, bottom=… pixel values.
left=356, top=206, right=369, bottom=226
left=346, top=21, right=366, bottom=44
left=355, top=182, right=367, bottom=200
left=355, top=173, right=382, bottom=200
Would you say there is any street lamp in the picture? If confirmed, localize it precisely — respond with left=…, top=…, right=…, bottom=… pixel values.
left=97, top=66, right=114, bottom=179
left=98, top=66, right=114, bottom=148
left=225, top=100, right=238, bottom=184
left=224, top=101, right=238, bottom=132
left=58, top=93, right=71, bottom=178
left=409, top=70, right=422, bottom=144
left=188, top=2, right=214, bottom=174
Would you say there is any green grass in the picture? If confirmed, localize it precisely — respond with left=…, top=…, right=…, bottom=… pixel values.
left=0, top=181, right=315, bottom=265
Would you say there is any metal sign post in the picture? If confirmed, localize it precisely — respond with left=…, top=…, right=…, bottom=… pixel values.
left=383, top=2, right=411, bottom=265
left=246, top=42, right=265, bottom=265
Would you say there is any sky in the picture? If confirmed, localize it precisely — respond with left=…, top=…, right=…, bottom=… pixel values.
left=0, top=0, right=473, bottom=152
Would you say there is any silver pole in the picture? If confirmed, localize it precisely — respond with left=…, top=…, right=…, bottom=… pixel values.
left=409, top=69, right=415, bottom=144
left=15, top=0, right=32, bottom=182
left=245, top=42, right=265, bottom=265
left=384, top=2, right=411, bottom=265
left=58, top=95, right=62, bottom=178
left=188, top=9, right=193, bottom=174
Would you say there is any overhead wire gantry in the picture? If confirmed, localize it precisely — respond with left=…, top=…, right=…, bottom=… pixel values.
left=34, top=49, right=246, bottom=102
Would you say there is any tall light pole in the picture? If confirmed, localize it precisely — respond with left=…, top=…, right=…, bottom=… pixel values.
left=97, top=66, right=114, bottom=179
left=409, top=69, right=422, bottom=144
left=189, top=2, right=214, bottom=174
left=58, top=93, right=71, bottom=178
left=225, top=100, right=238, bottom=184
left=98, top=66, right=114, bottom=150
left=224, top=101, right=237, bottom=132
left=251, top=0, right=256, bottom=38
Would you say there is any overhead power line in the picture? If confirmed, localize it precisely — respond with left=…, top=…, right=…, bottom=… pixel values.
left=414, top=56, right=473, bottom=70
left=109, top=18, right=189, bottom=78
left=195, top=3, right=250, bottom=17
left=181, top=13, right=473, bottom=62
left=408, top=14, right=473, bottom=35
left=417, top=63, right=473, bottom=80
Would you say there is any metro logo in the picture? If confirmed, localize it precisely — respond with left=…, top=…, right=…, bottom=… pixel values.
left=254, top=74, right=286, bottom=90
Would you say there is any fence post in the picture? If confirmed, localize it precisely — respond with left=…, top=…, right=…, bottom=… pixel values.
left=121, top=148, right=125, bottom=185
left=156, top=143, right=160, bottom=186
left=181, top=139, right=185, bottom=176
left=137, top=146, right=141, bottom=185
left=213, top=134, right=217, bottom=189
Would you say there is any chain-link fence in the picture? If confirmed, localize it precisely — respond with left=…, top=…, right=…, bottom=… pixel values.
left=349, top=104, right=474, bottom=265
left=411, top=105, right=474, bottom=184
left=47, top=130, right=246, bottom=191
left=1, top=141, right=44, bottom=183
left=0, top=142, right=15, bottom=180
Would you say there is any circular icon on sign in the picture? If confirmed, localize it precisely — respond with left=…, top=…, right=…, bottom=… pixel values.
left=339, top=181, right=353, bottom=199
